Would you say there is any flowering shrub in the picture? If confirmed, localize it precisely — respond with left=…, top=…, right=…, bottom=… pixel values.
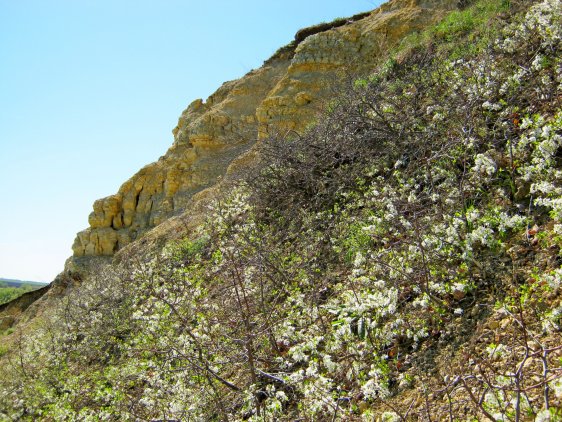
left=1, top=0, right=562, bottom=420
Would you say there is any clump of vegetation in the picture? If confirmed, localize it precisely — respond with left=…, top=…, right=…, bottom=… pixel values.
left=266, top=9, right=371, bottom=65
left=1, top=0, right=562, bottom=420
left=294, top=10, right=371, bottom=44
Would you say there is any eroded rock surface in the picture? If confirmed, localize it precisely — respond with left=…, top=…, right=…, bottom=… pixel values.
left=72, top=59, right=289, bottom=257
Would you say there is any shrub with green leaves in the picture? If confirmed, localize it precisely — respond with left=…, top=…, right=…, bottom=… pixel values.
left=1, top=0, right=562, bottom=420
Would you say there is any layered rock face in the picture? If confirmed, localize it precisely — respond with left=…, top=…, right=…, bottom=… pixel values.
left=72, top=60, right=289, bottom=256
left=72, top=0, right=460, bottom=258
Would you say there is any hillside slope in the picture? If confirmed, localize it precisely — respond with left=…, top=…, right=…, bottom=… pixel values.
left=1, top=0, right=562, bottom=420
left=0, top=0, right=459, bottom=339
left=70, top=0, right=457, bottom=260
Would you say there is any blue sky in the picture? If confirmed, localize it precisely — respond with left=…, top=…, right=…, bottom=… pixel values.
left=0, top=0, right=381, bottom=282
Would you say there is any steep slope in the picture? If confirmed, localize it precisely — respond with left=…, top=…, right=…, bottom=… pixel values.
left=0, top=0, right=462, bottom=339
left=5, top=0, right=562, bottom=420
left=71, top=0, right=458, bottom=261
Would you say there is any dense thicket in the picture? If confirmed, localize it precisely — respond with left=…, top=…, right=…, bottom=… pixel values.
left=1, top=0, right=562, bottom=420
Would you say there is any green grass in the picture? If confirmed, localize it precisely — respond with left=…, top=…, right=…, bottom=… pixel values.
left=433, top=0, right=509, bottom=41
left=395, top=0, right=510, bottom=59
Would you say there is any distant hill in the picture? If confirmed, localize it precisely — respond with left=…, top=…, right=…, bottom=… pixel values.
left=0, top=278, right=48, bottom=288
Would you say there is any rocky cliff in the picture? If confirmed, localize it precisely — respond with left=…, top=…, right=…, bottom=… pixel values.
left=71, top=0, right=459, bottom=260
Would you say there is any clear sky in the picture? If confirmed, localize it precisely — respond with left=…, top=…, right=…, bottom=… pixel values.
left=0, top=0, right=382, bottom=283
